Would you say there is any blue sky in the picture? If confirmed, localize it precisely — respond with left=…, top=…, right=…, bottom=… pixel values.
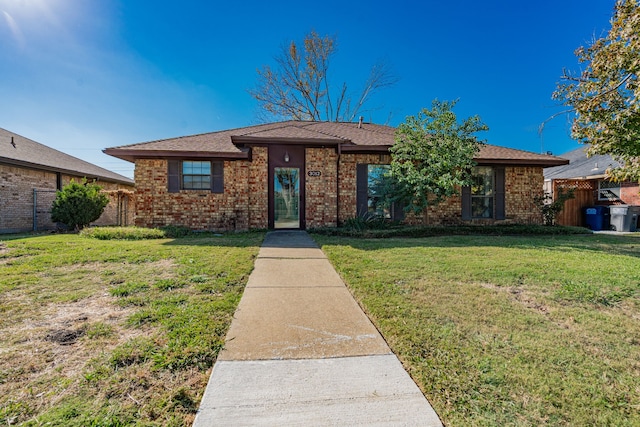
left=0, top=0, right=616, bottom=179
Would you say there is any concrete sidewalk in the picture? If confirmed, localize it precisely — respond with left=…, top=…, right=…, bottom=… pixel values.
left=193, top=231, right=442, bottom=426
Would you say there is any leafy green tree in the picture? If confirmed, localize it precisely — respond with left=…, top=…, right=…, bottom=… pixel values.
left=387, top=100, right=488, bottom=215
left=553, top=0, right=640, bottom=182
left=51, top=179, right=109, bottom=231
left=249, top=30, right=397, bottom=122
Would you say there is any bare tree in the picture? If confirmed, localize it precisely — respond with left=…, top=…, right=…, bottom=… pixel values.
left=249, top=30, right=397, bottom=122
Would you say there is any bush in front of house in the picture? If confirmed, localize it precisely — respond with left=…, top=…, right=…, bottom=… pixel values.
left=51, top=179, right=109, bottom=231
left=81, top=225, right=197, bottom=240
left=80, top=227, right=167, bottom=240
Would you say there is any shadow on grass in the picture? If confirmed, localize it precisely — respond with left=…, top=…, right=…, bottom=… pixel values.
left=161, top=231, right=266, bottom=248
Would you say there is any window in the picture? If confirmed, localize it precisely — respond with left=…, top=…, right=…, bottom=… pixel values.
left=167, top=160, right=223, bottom=193
left=367, top=165, right=391, bottom=218
left=182, top=161, right=211, bottom=190
left=471, top=166, right=494, bottom=218
left=462, top=166, right=505, bottom=220
left=598, top=180, right=620, bottom=201
left=356, top=164, right=403, bottom=221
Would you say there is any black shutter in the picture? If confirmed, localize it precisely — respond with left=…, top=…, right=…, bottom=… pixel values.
left=495, top=167, right=505, bottom=220
left=168, top=160, right=180, bottom=193
left=356, top=164, right=369, bottom=217
left=392, top=201, right=405, bottom=221
left=461, top=185, right=471, bottom=220
left=212, top=161, right=224, bottom=193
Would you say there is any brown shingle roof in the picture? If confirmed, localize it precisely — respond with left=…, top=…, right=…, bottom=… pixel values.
left=104, top=120, right=567, bottom=167
left=0, top=128, right=134, bottom=185
left=475, top=144, right=568, bottom=166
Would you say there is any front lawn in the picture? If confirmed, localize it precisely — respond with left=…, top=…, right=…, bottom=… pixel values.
left=313, top=233, right=640, bottom=426
left=0, top=231, right=263, bottom=426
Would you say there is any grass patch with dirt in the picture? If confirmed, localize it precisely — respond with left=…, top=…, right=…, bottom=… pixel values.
left=313, top=233, right=640, bottom=426
left=0, top=231, right=263, bottom=426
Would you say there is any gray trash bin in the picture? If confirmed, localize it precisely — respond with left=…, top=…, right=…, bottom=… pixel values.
left=610, top=205, right=639, bottom=232
left=628, top=206, right=640, bottom=232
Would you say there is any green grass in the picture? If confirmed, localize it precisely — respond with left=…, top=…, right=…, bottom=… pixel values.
left=313, top=233, right=640, bottom=426
left=0, top=231, right=263, bottom=426
left=311, top=223, right=590, bottom=238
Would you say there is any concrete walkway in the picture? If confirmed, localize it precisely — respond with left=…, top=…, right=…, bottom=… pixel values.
left=193, top=231, right=442, bottom=426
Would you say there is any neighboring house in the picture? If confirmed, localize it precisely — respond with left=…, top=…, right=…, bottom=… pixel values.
left=544, top=145, right=640, bottom=227
left=1, top=128, right=135, bottom=234
left=104, top=120, right=567, bottom=231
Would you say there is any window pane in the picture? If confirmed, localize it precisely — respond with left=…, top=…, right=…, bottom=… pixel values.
left=472, top=166, right=493, bottom=196
left=182, top=161, right=211, bottom=190
left=472, top=196, right=493, bottom=218
left=470, top=166, right=494, bottom=218
left=367, top=165, right=391, bottom=218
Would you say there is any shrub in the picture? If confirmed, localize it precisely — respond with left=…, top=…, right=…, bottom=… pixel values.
left=51, top=179, right=109, bottom=231
left=159, top=225, right=192, bottom=238
left=80, top=226, right=166, bottom=240
left=342, top=215, right=399, bottom=231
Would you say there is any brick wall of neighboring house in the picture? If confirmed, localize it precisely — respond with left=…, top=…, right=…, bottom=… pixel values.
left=0, top=163, right=134, bottom=233
left=621, top=181, right=640, bottom=205
left=134, top=154, right=269, bottom=231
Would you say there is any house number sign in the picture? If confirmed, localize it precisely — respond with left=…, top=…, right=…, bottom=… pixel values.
left=307, top=170, right=322, bottom=177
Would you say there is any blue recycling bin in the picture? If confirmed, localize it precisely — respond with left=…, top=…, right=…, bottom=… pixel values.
left=584, top=206, right=610, bottom=231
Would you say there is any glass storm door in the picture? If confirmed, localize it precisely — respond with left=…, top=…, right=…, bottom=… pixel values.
left=274, top=167, right=300, bottom=229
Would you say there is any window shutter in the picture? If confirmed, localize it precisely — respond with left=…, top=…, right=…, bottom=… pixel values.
left=168, top=160, right=180, bottom=193
left=356, top=164, right=369, bottom=217
left=212, top=161, right=224, bottom=193
left=495, top=167, right=505, bottom=220
left=393, top=201, right=405, bottom=221
left=461, top=185, right=471, bottom=220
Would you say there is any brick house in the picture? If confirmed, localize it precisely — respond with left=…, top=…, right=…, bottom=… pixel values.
left=104, top=121, right=567, bottom=231
left=1, top=128, right=135, bottom=234
left=544, top=145, right=640, bottom=227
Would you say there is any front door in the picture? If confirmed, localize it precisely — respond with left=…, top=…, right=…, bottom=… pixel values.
left=274, top=167, right=300, bottom=228
left=268, top=145, right=305, bottom=229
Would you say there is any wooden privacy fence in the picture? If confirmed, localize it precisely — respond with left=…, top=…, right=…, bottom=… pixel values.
left=553, top=180, right=595, bottom=227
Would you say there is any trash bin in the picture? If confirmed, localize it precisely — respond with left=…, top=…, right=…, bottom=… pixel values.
left=630, top=206, right=640, bottom=232
left=584, top=206, right=610, bottom=231
left=611, top=205, right=640, bottom=232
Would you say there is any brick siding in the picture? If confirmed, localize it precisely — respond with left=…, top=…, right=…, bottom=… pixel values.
left=621, top=182, right=640, bottom=205
left=338, top=153, right=391, bottom=222
left=305, top=148, right=338, bottom=228
left=134, top=150, right=268, bottom=231
left=132, top=148, right=546, bottom=231
left=0, top=163, right=134, bottom=233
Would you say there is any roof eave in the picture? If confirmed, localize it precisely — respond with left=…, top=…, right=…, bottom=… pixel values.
left=476, top=158, right=569, bottom=167
left=0, top=157, right=134, bottom=186
left=103, top=148, right=250, bottom=162
left=340, top=145, right=391, bottom=153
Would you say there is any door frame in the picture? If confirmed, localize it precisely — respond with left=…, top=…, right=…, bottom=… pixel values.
left=268, top=145, right=305, bottom=229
